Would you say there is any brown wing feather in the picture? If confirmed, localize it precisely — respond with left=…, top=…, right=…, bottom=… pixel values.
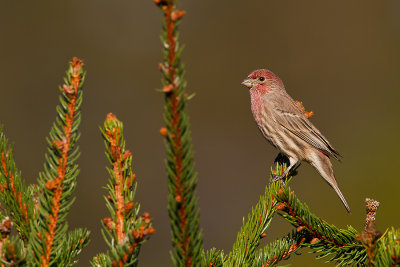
left=269, top=93, right=341, bottom=160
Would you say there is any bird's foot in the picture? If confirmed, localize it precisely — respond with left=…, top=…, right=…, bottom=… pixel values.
left=270, top=173, right=288, bottom=184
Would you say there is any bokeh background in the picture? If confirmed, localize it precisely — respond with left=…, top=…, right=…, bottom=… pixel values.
left=1, top=0, right=399, bottom=266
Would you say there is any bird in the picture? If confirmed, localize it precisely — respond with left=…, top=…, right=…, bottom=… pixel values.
left=242, top=69, right=350, bottom=213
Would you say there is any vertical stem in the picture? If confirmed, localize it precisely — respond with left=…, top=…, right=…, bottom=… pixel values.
left=155, top=0, right=202, bottom=265
left=40, top=57, right=84, bottom=267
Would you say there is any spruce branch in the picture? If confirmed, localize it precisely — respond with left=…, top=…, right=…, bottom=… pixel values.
left=0, top=129, right=34, bottom=240
left=271, top=174, right=367, bottom=266
left=225, top=181, right=278, bottom=266
left=29, top=57, right=89, bottom=266
left=208, top=164, right=376, bottom=266
left=154, top=0, right=203, bottom=266
left=253, top=231, right=305, bottom=267
left=373, top=227, right=400, bottom=267
left=93, top=113, right=154, bottom=267
left=202, top=248, right=226, bottom=267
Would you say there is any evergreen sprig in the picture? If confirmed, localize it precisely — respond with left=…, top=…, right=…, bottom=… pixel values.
left=0, top=128, right=34, bottom=241
left=202, top=248, right=226, bottom=267
left=252, top=231, right=305, bottom=267
left=271, top=177, right=367, bottom=266
left=154, top=0, right=203, bottom=266
left=92, top=113, right=155, bottom=267
left=203, top=164, right=388, bottom=266
left=225, top=181, right=278, bottom=265
left=29, top=57, right=90, bottom=266
left=373, top=227, right=400, bottom=266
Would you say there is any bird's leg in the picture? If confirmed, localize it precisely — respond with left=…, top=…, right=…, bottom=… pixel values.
left=271, top=157, right=298, bottom=183
left=274, top=152, right=300, bottom=177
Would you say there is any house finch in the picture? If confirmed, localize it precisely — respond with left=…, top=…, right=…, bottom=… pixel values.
left=242, top=69, right=350, bottom=213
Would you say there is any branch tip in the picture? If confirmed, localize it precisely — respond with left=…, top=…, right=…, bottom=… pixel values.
left=365, top=198, right=379, bottom=231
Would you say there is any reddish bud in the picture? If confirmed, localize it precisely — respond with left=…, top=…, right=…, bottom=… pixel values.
left=123, top=150, right=132, bottom=161
left=153, top=0, right=167, bottom=6
left=278, top=188, right=283, bottom=195
left=71, top=57, right=83, bottom=77
left=306, top=111, right=314, bottom=119
left=142, top=212, right=151, bottom=224
left=71, top=57, right=83, bottom=68
left=53, top=137, right=67, bottom=153
left=0, top=184, right=8, bottom=192
left=45, top=179, right=58, bottom=191
left=171, top=10, right=186, bottom=21
left=295, top=100, right=314, bottom=119
left=160, top=127, right=168, bottom=137
left=276, top=203, right=286, bottom=210
left=260, top=233, right=267, bottom=238
left=297, top=226, right=305, bottom=232
left=110, top=145, right=121, bottom=161
left=175, top=195, right=181, bottom=203
left=103, top=217, right=115, bottom=231
left=106, top=113, right=118, bottom=123
left=62, top=84, right=75, bottom=95
left=310, top=238, right=320, bottom=244
left=132, top=229, right=140, bottom=240
left=162, top=84, right=173, bottom=93
left=124, top=202, right=134, bottom=214
left=144, top=227, right=156, bottom=235
left=123, top=252, right=129, bottom=262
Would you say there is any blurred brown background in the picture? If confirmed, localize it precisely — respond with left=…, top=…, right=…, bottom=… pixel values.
left=1, top=0, right=399, bottom=266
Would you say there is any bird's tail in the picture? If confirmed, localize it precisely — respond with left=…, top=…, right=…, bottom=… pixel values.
left=310, top=152, right=351, bottom=213
left=331, top=183, right=351, bottom=213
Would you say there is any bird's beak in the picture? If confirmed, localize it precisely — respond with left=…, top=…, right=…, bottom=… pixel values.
left=241, top=78, right=254, bottom=88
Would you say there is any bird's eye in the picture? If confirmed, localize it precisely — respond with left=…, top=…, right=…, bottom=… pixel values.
left=259, top=77, right=265, bottom=81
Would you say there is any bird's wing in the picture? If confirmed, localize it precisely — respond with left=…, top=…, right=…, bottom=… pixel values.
left=269, top=93, right=341, bottom=159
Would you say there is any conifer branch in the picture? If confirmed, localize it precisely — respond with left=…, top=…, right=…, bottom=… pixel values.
left=30, top=57, right=89, bottom=266
left=373, top=227, right=400, bottom=266
left=93, top=113, right=154, bottom=266
left=203, top=248, right=225, bottom=267
left=0, top=130, right=33, bottom=240
left=154, top=0, right=203, bottom=266
left=207, top=164, right=385, bottom=266
left=253, top=231, right=305, bottom=266
left=271, top=177, right=367, bottom=265
left=225, top=182, right=278, bottom=265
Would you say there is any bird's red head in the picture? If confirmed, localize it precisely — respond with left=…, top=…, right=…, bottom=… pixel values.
left=241, top=69, right=284, bottom=95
